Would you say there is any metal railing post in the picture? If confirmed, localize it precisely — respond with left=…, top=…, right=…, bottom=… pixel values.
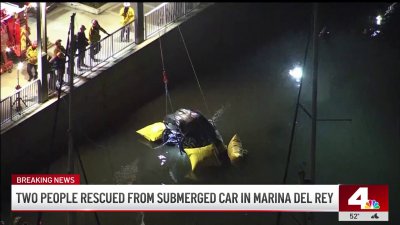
left=36, top=2, right=47, bottom=103
left=135, top=2, right=144, bottom=44
left=163, top=4, right=166, bottom=27
left=9, top=97, right=13, bottom=122
left=111, top=33, right=114, bottom=56
left=67, top=12, right=77, bottom=225
left=39, top=53, right=49, bottom=103
left=89, top=47, right=93, bottom=71
left=144, top=16, right=147, bottom=39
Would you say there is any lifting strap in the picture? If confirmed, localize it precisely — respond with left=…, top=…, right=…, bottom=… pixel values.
left=157, top=25, right=211, bottom=118
left=178, top=25, right=210, bottom=117
left=158, top=34, right=173, bottom=116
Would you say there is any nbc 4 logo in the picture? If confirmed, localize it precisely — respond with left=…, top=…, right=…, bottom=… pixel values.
left=348, top=187, right=380, bottom=209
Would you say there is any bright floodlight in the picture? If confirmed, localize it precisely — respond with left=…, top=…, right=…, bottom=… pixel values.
left=289, top=66, right=303, bottom=82
left=376, top=15, right=382, bottom=25
left=29, top=2, right=37, bottom=8
left=17, top=62, right=23, bottom=70
left=40, top=2, right=46, bottom=11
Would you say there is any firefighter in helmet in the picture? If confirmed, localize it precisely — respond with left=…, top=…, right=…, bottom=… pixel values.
left=119, top=2, right=135, bottom=41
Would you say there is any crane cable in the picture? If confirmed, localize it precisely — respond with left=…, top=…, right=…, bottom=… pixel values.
left=177, top=25, right=211, bottom=117
left=158, top=31, right=174, bottom=116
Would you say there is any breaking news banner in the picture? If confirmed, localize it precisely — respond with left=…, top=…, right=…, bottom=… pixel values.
left=11, top=175, right=389, bottom=222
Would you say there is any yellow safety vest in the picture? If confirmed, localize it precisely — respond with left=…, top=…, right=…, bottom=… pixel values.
left=26, top=46, right=38, bottom=65
left=120, top=7, right=135, bottom=26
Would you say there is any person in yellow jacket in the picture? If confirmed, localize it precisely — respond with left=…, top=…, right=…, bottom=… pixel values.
left=120, top=2, right=135, bottom=42
left=88, top=19, right=109, bottom=60
left=26, top=41, right=38, bottom=81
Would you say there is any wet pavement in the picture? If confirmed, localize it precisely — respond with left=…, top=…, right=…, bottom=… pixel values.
left=1, top=3, right=400, bottom=225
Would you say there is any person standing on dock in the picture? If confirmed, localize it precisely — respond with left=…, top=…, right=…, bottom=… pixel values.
left=77, top=25, right=89, bottom=70
left=89, top=19, right=110, bottom=61
left=119, top=2, right=135, bottom=42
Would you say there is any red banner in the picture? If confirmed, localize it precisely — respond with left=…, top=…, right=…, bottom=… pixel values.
left=12, top=174, right=80, bottom=185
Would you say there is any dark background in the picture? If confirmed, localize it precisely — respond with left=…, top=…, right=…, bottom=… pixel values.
left=1, top=2, right=399, bottom=225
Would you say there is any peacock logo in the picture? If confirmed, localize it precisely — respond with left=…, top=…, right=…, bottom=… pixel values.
left=364, top=200, right=380, bottom=209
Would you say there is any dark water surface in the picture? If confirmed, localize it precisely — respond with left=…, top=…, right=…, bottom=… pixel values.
left=2, top=3, right=399, bottom=225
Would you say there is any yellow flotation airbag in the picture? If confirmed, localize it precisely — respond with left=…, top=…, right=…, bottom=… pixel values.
left=136, top=122, right=166, bottom=142
left=184, top=144, right=221, bottom=172
left=227, top=134, right=247, bottom=165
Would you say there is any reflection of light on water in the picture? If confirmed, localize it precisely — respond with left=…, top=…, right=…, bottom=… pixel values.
left=157, top=146, right=191, bottom=183
left=371, top=30, right=381, bottom=37
left=385, top=3, right=397, bottom=16
left=211, top=104, right=230, bottom=125
left=158, top=154, right=167, bottom=166
left=169, top=169, right=178, bottom=183
left=114, top=159, right=139, bottom=184
left=376, top=15, right=382, bottom=25
left=289, top=66, right=302, bottom=82
left=289, top=65, right=303, bottom=85
left=137, top=212, right=146, bottom=225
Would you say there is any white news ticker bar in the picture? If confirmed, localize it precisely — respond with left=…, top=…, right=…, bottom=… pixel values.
left=12, top=185, right=338, bottom=211
left=339, top=212, right=389, bottom=221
